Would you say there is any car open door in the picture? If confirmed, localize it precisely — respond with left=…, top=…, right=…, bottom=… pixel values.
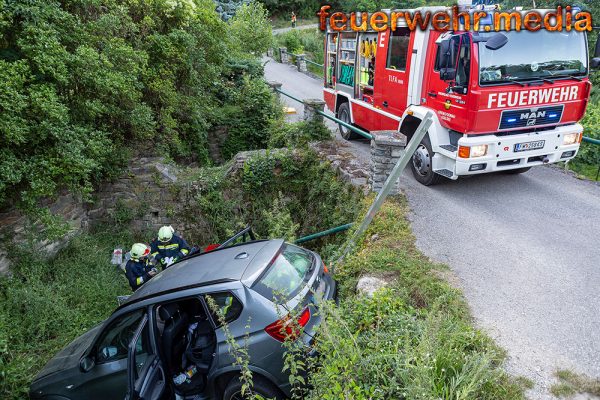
left=124, top=314, right=168, bottom=400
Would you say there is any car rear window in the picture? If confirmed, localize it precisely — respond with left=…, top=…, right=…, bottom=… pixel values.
left=252, top=244, right=314, bottom=302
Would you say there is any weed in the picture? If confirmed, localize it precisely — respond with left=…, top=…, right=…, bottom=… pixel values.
left=551, top=369, right=600, bottom=398
left=307, top=197, right=527, bottom=400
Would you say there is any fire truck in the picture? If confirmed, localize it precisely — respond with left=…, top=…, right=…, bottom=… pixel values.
left=322, top=6, right=598, bottom=185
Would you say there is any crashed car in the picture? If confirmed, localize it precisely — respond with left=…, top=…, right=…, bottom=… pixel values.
left=29, top=236, right=336, bottom=400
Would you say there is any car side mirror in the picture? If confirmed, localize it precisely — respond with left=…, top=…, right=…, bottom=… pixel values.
left=592, top=58, right=600, bottom=69
left=440, top=67, right=457, bottom=81
left=79, top=355, right=95, bottom=372
left=485, top=33, right=508, bottom=50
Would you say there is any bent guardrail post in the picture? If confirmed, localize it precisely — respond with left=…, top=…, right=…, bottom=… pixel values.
left=303, top=98, right=326, bottom=124
left=333, top=111, right=434, bottom=270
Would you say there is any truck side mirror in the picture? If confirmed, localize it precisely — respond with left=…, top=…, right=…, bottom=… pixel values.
left=438, top=39, right=452, bottom=67
left=440, top=67, right=457, bottom=81
left=593, top=34, right=600, bottom=69
left=484, top=33, right=508, bottom=50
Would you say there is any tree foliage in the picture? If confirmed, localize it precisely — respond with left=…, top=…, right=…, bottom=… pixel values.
left=0, top=0, right=275, bottom=210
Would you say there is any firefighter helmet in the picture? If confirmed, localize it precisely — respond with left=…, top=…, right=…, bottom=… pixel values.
left=131, top=243, right=150, bottom=260
left=158, top=226, right=175, bottom=242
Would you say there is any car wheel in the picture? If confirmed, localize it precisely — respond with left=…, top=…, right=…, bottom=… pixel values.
left=222, top=375, right=284, bottom=400
left=410, top=134, right=442, bottom=186
left=337, top=102, right=359, bottom=140
left=503, top=167, right=531, bottom=174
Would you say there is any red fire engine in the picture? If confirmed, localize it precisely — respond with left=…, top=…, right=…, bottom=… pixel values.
left=322, top=6, right=597, bottom=185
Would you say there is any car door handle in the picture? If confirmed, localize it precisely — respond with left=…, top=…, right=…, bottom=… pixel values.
left=428, top=91, right=437, bottom=97
left=382, top=101, right=388, bottom=107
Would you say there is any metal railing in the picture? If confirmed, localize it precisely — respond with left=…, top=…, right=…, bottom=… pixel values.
left=274, top=87, right=373, bottom=140
left=295, top=223, right=353, bottom=244
left=303, top=57, right=324, bottom=68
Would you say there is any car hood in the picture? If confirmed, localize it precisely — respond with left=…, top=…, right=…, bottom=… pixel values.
left=34, top=323, right=102, bottom=381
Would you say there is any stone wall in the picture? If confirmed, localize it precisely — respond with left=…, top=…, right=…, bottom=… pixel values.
left=0, top=141, right=373, bottom=274
left=0, top=193, right=88, bottom=275
left=0, top=157, right=180, bottom=274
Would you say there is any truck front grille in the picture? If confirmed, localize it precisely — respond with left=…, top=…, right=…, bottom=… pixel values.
left=499, top=105, right=564, bottom=130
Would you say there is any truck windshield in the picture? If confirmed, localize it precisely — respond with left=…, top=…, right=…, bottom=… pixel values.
left=478, top=30, right=587, bottom=85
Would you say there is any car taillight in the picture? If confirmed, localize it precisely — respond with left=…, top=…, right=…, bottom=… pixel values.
left=264, top=307, right=311, bottom=342
left=323, top=263, right=329, bottom=274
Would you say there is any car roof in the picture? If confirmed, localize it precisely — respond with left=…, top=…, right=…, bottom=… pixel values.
left=123, top=239, right=284, bottom=306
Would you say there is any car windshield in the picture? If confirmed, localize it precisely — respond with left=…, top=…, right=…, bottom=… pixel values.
left=478, top=30, right=587, bottom=85
left=252, top=244, right=314, bottom=302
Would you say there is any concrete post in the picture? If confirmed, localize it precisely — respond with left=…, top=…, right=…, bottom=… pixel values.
left=266, top=81, right=282, bottom=100
left=279, top=47, right=288, bottom=63
left=296, top=54, right=307, bottom=73
left=369, top=131, right=407, bottom=194
left=267, top=48, right=273, bottom=57
left=303, top=99, right=326, bottom=124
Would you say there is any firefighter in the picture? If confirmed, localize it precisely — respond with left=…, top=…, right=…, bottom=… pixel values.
left=291, top=12, right=297, bottom=28
left=125, top=243, right=157, bottom=291
left=150, top=226, right=190, bottom=269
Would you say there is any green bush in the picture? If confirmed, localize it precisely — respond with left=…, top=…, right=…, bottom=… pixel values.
left=0, top=0, right=276, bottom=210
left=269, top=120, right=332, bottom=148
left=217, top=77, right=285, bottom=160
left=181, top=148, right=362, bottom=248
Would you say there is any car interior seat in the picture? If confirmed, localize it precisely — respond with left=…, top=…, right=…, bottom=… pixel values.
left=160, top=303, right=189, bottom=375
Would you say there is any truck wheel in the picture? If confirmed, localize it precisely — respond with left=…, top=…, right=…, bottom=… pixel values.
left=337, top=102, right=359, bottom=140
left=222, top=375, right=283, bottom=400
left=411, top=135, right=442, bottom=186
left=503, top=167, right=531, bottom=174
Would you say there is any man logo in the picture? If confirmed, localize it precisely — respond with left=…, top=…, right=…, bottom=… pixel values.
left=520, top=111, right=546, bottom=120
left=520, top=109, right=545, bottom=127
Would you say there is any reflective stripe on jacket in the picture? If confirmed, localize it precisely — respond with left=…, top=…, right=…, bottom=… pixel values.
left=125, top=259, right=153, bottom=291
left=150, top=234, right=190, bottom=267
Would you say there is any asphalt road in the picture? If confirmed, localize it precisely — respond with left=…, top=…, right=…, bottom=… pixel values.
left=272, top=23, right=319, bottom=35
left=264, top=57, right=600, bottom=398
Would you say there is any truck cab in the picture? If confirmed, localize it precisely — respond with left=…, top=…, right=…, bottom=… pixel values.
left=322, top=6, right=594, bottom=185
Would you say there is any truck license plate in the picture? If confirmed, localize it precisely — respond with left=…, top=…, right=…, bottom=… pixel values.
left=514, top=140, right=545, bottom=152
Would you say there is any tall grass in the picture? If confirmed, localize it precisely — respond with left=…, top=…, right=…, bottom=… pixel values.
left=0, top=227, right=133, bottom=399
left=306, top=197, right=529, bottom=400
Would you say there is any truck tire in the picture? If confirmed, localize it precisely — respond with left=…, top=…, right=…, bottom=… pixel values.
left=411, top=135, right=442, bottom=186
left=337, top=102, right=359, bottom=140
left=222, top=375, right=283, bottom=400
left=503, top=167, right=531, bottom=174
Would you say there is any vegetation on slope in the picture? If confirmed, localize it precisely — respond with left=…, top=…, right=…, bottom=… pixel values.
left=0, top=145, right=363, bottom=399
left=305, top=197, right=530, bottom=400
left=0, top=0, right=275, bottom=211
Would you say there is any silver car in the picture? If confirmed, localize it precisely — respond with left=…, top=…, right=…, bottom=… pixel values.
left=29, top=238, right=336, bottom=400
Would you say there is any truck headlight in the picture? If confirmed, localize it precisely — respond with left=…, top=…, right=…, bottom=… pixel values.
left=459, top=144, right=488, bottom=158
left=563, top=133, right=582, bottom=145
left=470, top=144, right=488, bottom=157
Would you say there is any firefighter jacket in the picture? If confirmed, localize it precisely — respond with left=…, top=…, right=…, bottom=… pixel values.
left=125, top=258, right=154, bottom=291
left=150, top=234, right=190, bottom=268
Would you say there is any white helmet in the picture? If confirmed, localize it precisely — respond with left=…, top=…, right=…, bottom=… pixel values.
left=158, top=226, right=175, bottom=242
